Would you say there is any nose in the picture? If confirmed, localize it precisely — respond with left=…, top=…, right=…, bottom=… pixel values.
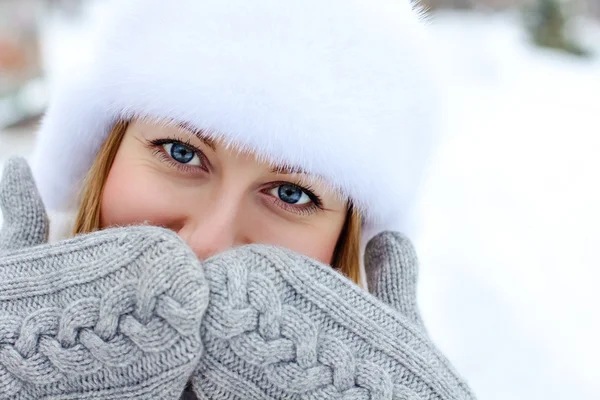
left=177, top=202, right=243, bottom=260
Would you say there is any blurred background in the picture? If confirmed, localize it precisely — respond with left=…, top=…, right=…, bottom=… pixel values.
left=1, top=1, right=599, bottom=399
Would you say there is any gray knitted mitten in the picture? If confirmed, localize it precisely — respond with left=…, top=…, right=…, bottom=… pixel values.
left=0, top=158, right=48, bottom=253
left=191, top=235, right=476, bottom=399
left=0, top=158, right=209, bottom=399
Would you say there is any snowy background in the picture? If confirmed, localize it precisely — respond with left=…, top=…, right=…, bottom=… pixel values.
left=1, top=4, right=600, bottom=400
left=416, top=11, right=600, bottom=400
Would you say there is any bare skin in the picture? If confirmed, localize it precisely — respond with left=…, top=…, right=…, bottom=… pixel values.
left=101, top=120, right=347, bottom=263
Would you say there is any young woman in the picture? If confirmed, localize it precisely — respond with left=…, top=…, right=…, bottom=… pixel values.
left=0, top=1, right=477, bottom=399
left=31, top=0, right=439, bottom=285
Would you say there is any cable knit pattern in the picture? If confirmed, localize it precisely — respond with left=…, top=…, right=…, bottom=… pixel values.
left=0, top=227, right=208, bottom=399
left=192, top=239, right=476, bottom=400
left=1, top=157, right=475, bottom=399
left=0, top=157, right=209, bottom=400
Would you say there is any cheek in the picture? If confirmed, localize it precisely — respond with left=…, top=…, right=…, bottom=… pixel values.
left=301, top=237, right=339, bottom=265
left=281, top=230, right=340, bottom=265
left=100, top=161, right=182, bottom=229
left=247, top=212, right=344, bottom=265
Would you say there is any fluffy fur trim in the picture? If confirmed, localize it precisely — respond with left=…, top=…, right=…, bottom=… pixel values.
left=32, top=0, right=441, bottom=240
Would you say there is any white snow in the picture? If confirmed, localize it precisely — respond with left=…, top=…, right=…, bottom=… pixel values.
left=1, top=9, right=599, bottom=400
left=414, top=11, right=600, bottom=400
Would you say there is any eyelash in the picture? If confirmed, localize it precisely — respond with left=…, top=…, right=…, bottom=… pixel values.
left=145, top=137, right=325, bottom=216
left=146, top=136, right=208, bottom=173
left=263, top=182, right=324, bottom=216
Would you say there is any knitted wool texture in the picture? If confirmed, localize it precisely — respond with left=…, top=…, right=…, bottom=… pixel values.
left=192, top=233, right=476, bottom=399
left=0, top=158, right=48, bottom=251
left=0, top=158, right=476, bottom=399
left=0, top=158, right=209, bottom=399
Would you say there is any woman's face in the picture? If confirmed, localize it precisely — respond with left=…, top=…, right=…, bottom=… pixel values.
left=100, top=120, right=348, bottom=263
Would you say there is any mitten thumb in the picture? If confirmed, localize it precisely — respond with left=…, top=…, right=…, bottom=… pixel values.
left=364, top=231, right=426, bottom=331
left=0, top=157, right=48, bottom=252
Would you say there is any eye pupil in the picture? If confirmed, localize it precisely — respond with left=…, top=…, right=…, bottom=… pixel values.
left=171, top=143, right=194, bottom=163
left=278, top=184, right=303, bottom=204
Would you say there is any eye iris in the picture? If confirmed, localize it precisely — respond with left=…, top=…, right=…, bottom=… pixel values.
left=278, top=184, right=303, bottom=204
left=171, top=143, right=194, bottom=163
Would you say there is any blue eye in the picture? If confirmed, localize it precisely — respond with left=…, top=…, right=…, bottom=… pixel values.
left=270, top=184, right=311, bottom=205
left=163, top=142, right=200, bottom=165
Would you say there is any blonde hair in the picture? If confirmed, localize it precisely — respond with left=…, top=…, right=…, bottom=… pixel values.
left=74, top=121, right=362, bottom=284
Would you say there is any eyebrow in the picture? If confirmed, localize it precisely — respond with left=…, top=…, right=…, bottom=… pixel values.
left=270, top=165, right=307, bottom=175
left=177, top=122, right=216, bottom=151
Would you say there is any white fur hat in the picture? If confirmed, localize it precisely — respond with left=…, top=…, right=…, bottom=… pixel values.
left=32, top=0, right=441, bottom=241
